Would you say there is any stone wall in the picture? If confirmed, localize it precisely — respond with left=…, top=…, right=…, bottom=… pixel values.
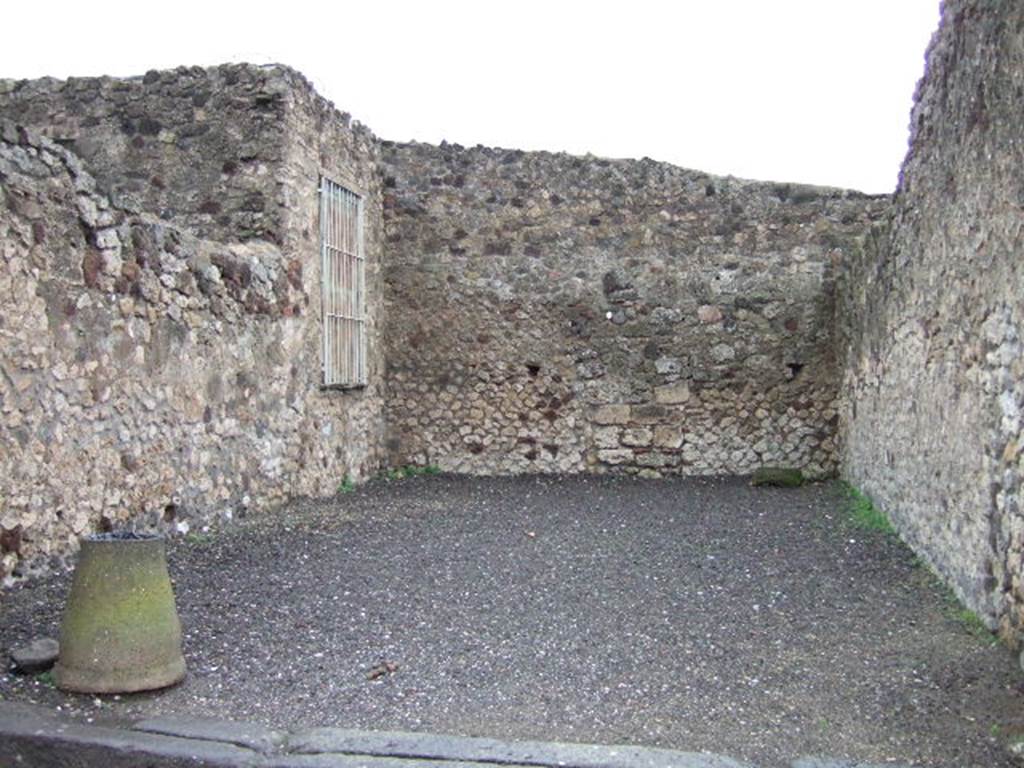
left=0, top=66, right=387, bottom=582
left=4, top=2, right=1021, bottom=655
left=0, top=65, right=287, bottom=244
left=838, top=0, right=1024, bottom=645
left=382, top=142, right=887, bottom=477
left=277, top=66, right=387, bottom=450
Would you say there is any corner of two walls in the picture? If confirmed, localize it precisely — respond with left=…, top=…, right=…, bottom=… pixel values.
left=276, top=66, right=388, bottom=492
left=379, top=142, right=887, bottom=478
left=838, top=0, right=1024, bottom=646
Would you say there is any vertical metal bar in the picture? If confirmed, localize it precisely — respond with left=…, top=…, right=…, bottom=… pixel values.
left=328, top=179, right=334, bottom=386
left=351, top=193, right=356, bottom=384
left=332, top=182, right=337, bottom=386
left=342, top=190, right=346, bottom=387
left=357, top=195, right=365, bottom=384
left=350, top=191, right=355, bottom=384
left=329, top=180, right=335, bottom=386
left=353, top=192, right=357, bottom=383
left=357, top=258, right=364, bottom=383
left=319, top=178, right=325, bottom=385
left=332, top=184, right=337, bottom=385
left=352, top=194, right=356, bottom=388
left=343, top=187, right=349, bottom=385
left=330, top=181, right=335, bottom=386
left=350, top=191, right=354, bottom=385
left=331, top=181, right=337, bottom=386
left=333, top=182, right=338, bottom=386
left=344, top=184, right=348, bottom=387
left=344, top=190, right=350, bottom=385
left=326, top=181, right=331, bottom=387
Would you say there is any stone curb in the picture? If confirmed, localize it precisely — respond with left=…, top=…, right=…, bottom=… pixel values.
left=284, top=728, right=750, bottom=768
left=0, top=701, right=915, bottom=768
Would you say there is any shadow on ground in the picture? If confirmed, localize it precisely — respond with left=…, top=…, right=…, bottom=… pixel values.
left=2, top=475, right=1021, bottom=768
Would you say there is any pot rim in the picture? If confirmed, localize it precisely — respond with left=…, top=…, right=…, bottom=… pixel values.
left=83, top=532, right=164, bottom=543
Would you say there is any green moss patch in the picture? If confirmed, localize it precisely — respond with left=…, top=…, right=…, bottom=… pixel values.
left=751, top=467, right=804, bottom=487
left=842, top=482, right=897, bottom=535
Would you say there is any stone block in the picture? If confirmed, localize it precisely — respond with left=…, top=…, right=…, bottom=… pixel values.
left=9, top=638, right=58, bottom=674
left=621, top=427, right=653, bottom=447
left=592, top=404, right=630, bottom=425
left=289, top=724, right=758, bottom=767
left=637, top=452, right=673, bottom=468
left=655, top=356, right=682, bottom=375
left=597, top=449, right=633, bottom=465
left=697, top=304, right=723, bottom=323
left=655, top=383, right=690, bottom=405
left=133, top=715, right=287, bottom=754
left=653, top=426, right=684, bottom=449
left=630, top=404, right=669, bottom=424
left=593, top=427, right=621, bottom=449
left=710, top=344, right=735, bottom=363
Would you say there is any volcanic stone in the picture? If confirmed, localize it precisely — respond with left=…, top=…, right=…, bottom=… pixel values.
left=9, top=638, right=59, bottom=674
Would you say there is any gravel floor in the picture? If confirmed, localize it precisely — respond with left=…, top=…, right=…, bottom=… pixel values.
left=1, top=475, right=1021, bottom=768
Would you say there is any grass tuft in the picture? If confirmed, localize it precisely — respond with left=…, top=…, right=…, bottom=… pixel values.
left=380, top=465, right=441, bottom=482
left=911, top=555, right=999, bottom=645
left=956, top=608, right=992, bottom=637
left=942, top=593, right=998, bottom=644
left=842, top=482, right=896, bottom=535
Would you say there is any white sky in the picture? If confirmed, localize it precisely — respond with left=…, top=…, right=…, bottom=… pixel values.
left=2, top=1, right=940, bottom=193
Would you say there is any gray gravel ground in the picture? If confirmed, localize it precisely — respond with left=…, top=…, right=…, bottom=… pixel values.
left=1, top=475, right=1021, bottom=768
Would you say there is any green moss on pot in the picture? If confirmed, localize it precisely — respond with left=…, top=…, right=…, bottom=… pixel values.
left=53, top=533, right=186, bottom=694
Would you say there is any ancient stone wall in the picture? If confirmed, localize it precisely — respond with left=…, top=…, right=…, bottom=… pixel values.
left=0, top=65, right=288, bottom=244
left=838, top=0, right=1024, bottom=645
left=382, top=142, right=887, bottom=476
left=0, top=66, right=387, bottom=582
left=5, top=2, right=1020, bottom=654
left=276, top=69, right=388, bottom=469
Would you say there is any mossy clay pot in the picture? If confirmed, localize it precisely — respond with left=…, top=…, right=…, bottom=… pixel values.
left=54, top=533, right=186, bottom=693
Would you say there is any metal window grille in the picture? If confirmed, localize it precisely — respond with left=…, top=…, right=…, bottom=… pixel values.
left=319, top=177, right=366, bottom=387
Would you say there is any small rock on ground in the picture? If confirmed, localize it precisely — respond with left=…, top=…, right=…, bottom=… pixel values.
left=9, top=637, right=59, bottom=674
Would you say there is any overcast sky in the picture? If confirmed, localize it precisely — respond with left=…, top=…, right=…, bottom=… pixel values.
left=2, top=1, right=941, bottom=193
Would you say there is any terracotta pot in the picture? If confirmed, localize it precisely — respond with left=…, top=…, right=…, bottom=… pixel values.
left=53, top=533, right=185, bottom=693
